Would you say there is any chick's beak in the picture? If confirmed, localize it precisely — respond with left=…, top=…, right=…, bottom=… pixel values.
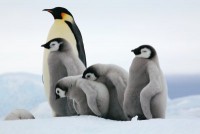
left=56, top=94, right=60, bottom=100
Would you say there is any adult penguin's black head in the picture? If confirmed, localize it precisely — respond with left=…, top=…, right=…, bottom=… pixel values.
left=43, top=7, right=74, bottom=22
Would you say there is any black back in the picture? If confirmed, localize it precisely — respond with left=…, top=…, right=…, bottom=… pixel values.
left=65, top=21, right=87, bottom=67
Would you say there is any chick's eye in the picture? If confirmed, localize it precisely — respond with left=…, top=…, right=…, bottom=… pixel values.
left=142, top=50, right=147, bottom=53
left=50, top=41, right=59, bottom=47
left=50, top=43, right=55, bottom=47
left=56, top=90, right=60, bottom=94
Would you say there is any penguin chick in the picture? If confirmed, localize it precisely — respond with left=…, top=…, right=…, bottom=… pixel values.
left=55, top=75, right=109, bottom=117
left=41, top=38, right=86, bottom=117
left=123, top=45, right=168, bottom=120
left=4, top=109, right=35, bottom=120
left=82, top=64, right=128, bottom=121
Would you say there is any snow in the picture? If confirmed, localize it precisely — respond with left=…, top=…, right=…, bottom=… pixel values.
left=0, top=116, right=199, bottom=134
left=167, top=95, right=200, bottom=118
left=28, top=95, right=200, bottom=119
left=0, top=73, right=200, bottom=134
left=1, top=96, right=199, bottom=134
left=31, top=102, right=52, bottom=119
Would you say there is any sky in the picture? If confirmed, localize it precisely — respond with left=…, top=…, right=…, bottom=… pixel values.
left=0, top=0, right=200, bottom=75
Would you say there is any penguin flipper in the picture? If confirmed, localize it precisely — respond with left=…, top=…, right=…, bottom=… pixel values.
left=107, top=73, right=126, bottom=108
left=140, top=63, right=161, bottom=119
left=78, top=80, right=102, bottom=116
left=65, top=21, right=87, bottom=67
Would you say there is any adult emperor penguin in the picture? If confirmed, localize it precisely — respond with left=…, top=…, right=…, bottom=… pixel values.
left=55, top=75, right=109, bottom=117
left=41, top=38, right=86, bottom=116
left=82, top=64, right=128, bottom=120
left=123, top=45, right=168, bottom=120
left=42, top=7, right=87, bottom=99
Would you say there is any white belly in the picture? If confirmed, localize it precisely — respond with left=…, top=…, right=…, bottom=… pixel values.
left=43, top=20, right=78, bottom=97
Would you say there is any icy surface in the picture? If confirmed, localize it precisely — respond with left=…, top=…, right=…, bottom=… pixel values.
left=167, top=95, right=200, bottom=118
left=0, top=116, right=200, bottom=134
left=0, top=73, right=200, bottom=134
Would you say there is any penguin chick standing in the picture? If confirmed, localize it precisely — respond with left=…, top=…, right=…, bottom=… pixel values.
left=55, top=75, right=109, bottom=117
left=82, top=64, right=128, bottom=121
left=41, top=38, right=86, bottom=116
left=123, top=45, right=168, bottom=120
left=43, top=7, right=87, bottom=99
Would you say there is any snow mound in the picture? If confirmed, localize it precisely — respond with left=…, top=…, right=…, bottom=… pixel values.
left=167, top=95, right=200, bottom=118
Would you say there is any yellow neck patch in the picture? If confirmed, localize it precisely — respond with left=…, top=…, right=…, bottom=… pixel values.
left=61, top=13, right=74, bottom=23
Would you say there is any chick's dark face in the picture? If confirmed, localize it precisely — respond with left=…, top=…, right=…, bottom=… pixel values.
left=41, top=38, right=66, bottom=52
left=55, top=84, right=68, bottom=100
left=82, top=66, right=99, bottom=81
left=131, top=45, right=156, bottom=59
left=132, top=47, right=141, bottom=55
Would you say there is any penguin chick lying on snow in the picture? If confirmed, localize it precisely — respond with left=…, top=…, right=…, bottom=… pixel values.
left=82, top=64, right=128, bottom=121
left=123, top=45, right=168, bottom=120
left=55, top=75, right=109, bottom=117
left=5, top=109, right=35, bottom=120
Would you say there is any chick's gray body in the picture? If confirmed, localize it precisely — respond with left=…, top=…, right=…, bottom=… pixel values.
left=70, top=87, right=94, bottom=116
left=44, top=38, right=85, bottom=116
left=56, top=76, right=109, bottom=117
left=83, top=64, right=128, bottom=120
left=123, top=45, right=167, bottom=120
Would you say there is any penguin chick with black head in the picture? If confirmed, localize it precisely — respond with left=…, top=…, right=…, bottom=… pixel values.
left=42, top=7, right=87, bottom=110
left=123, top=45, right=168, bottom=120
left=82, top=64, right=128, bottom=121
left=41, top=38, right=86, bottom=117
left=55, top=75, right=109, bottom=117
